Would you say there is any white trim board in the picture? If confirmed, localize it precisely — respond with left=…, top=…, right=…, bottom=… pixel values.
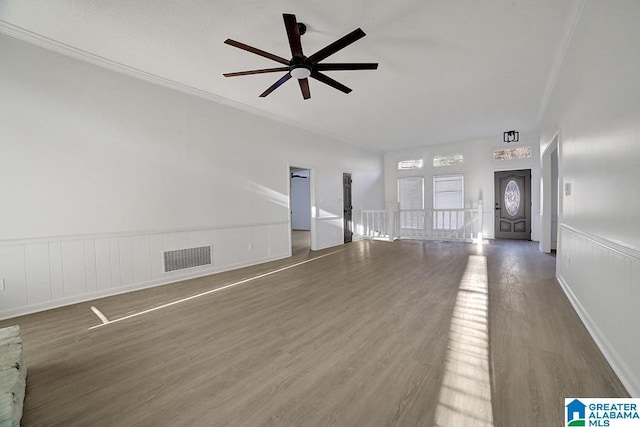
left=560, top=223, right=640, bottom=260
left=0, top=221, right=290, bottom=247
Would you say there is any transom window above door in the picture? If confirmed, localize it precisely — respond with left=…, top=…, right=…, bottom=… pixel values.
left=397, top=159, right=424, bottom=170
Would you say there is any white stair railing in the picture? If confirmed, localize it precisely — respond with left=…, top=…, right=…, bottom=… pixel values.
left=361, top=209, right=398, bottom=241
left=362, top=201, right=483, bottom=243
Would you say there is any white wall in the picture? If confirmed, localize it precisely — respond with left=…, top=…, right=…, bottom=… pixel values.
left=0, top=34, right=384, bottom=319
left=384, top=134, right=541, bottom=240
left=540, top=0, right=640, bottom=396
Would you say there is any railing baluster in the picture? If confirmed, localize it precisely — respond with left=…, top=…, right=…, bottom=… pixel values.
left=363, top=202, right=481, bottom=243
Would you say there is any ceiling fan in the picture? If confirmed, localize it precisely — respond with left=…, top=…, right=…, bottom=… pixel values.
left=223, top=13, right=378, bottom=100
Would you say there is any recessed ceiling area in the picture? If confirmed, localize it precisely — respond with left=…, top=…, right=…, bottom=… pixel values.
left=0, top=0, right=582, bottom=151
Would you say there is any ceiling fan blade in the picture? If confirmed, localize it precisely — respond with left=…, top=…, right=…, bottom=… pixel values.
left=223, top=67, right=290, bottom=77
left=316, top=63, right=378, bottom=71
left=310, top=71, right=352, bottom=94
left=298, top=78, right=311, bottom=100
left=283, top=14, right=304, bottom=59
left=307, top=28, right=367, bottom=64
left=224, top=39, right=290, bottom=65
left=259, top=73, right=292, bottom=97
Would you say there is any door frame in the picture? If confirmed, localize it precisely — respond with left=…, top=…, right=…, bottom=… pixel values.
left=494, top=168, right=532, bottom=240
left=343, top=172, right=353, bottom=243
left=288, top=164, right=315, bottom=253
left=540, top=132, right=560, bottom=253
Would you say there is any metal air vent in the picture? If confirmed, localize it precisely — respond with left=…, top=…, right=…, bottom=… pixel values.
left=163, top=246, right=212, bottom=272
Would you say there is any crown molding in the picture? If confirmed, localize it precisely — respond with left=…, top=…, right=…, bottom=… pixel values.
left=0, top=21, right=227, bottom=104
left=0, top=20, right=366, bottom=152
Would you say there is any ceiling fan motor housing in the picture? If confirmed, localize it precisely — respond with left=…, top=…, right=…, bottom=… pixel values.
left=223, top=13, right=378, bottom=99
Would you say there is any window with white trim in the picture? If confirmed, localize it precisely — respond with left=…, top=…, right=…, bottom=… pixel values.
left=433, top=174, right=464, bottom=230
left=398, top=177, right=424, bottom=229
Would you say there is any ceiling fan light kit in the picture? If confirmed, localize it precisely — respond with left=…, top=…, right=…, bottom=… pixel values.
left=223, top=13, right=378, bottom=100
left=290, top=66, right=311, bottom=80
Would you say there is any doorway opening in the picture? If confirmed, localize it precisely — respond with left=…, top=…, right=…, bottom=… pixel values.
left=540, top=134, right=559, bottom=253
left=550, top=147, right=558, bottom=250
left=343, top=173, right=353, bottom=243
left=290, top=167, right=311, bottom=256
left=494, top=169, right=532, bottom=240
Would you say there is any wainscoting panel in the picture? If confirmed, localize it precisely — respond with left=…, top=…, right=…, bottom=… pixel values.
left=268, top=223, right=291, bottom=258
left=558, top=224, right=640, bottom=396
left=94, top=238, right=112, bottom=292
left=61, top=240, right=87, bottom=297
left=118, top=236, right=134, bottom=286
left=149, top=234, right=165, bottom=279
left=131, top=235, right=152, bottom=284
left=314, top=216, right=343, bottom=250
left=251, top=226, right=270, bottom=261
left=108, top=237, right=122, bottom=289
left=84, top=239, right=98, bottom=295
left=24, top=243, right=52, bottom=305
left=212, top=227, right=249, bottom=268
left=48, top=241, right=64, bottom=300
left=0, top=221, right=290, bottom=320
left=0, top=246, right=27, bottom=309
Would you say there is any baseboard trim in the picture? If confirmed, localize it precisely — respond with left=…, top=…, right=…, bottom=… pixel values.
left=557, top=273, right=639, bottom=397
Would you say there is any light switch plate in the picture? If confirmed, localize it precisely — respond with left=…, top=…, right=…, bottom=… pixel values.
left=0, top=279, right=4, bottom=291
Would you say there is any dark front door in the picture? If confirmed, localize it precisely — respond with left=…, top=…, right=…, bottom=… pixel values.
left=494, top=169, right=531, bottom=240
left=343, top=173, right=353, bottom=243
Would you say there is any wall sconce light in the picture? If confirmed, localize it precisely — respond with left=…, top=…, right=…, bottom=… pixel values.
left=503, top=130, right=519, bottom=143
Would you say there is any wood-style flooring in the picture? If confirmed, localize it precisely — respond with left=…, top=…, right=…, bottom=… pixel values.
left=0, top=239, right=628, bottom=426
left=291, top=229, right=310, bottom=257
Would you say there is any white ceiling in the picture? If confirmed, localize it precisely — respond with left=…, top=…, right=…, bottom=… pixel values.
left=0, top=0, right=581, bottom=152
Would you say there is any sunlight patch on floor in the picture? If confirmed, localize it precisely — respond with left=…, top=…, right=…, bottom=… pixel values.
left=435, top=254, right=493, bottom=427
